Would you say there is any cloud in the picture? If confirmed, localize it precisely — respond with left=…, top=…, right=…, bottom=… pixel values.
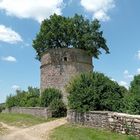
left=136, top=50, right=140, bottom=60
left=119, top=81, right=128, bottom=89
left=11, top=85, right=20, bottom=90
left=0, top=25, right=22, bottom=44
left=68, top=0, right=73, bottom=5
left=0, top=0, right=64, bottom=23
left=137, top=68, right=140, bottom=74
left=124, top=70, right=129, bottom=75
left=80, top=0, right=115, bottom=21
left=111, top=78, right=116, bottom=81
left=1, top=56, right=17, bottom=62
left=123, top=70, right=133, bottom=80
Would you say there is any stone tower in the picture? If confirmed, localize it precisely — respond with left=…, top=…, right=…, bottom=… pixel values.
left=40, top=48, right=93, bottom=103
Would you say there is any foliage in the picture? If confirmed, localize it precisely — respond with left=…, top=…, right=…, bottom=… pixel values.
left=0, top=104, right=5, bottom=113
left=33, top=14, right=109, bottom=60
left=50, top=124, right=138, bottom=140
left=40, top=88, right=62, bottom=107
left=129, top=75, right=140, bottom=95
left=6, top=87, right=40, bottom=108
left=6, top=87, right=66, bottom=117
left=50, top=99, right=67, bottom=117
left=41, top=88, right=66, bottom=117
left=123, top=75, right=140, bottom=115
left=67, top=72, right=127, bottom=113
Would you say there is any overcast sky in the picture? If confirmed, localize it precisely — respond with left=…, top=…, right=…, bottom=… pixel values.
left=0, top=0, right=140, bottom=103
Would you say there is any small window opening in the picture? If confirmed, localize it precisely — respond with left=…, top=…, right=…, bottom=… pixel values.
left=64, top=57, right=67, bottom=62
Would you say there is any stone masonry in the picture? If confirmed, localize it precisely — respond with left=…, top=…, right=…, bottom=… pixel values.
left=40, top=48, right=93, bottom=103
left=2, top=107, right=52, bottom=119
left=67, top=110, right=140, bottom=137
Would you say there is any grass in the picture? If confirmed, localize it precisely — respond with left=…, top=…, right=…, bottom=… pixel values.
left=0, top=113, right=53, bottom=127
left=50, top=124, right=139, bottom=140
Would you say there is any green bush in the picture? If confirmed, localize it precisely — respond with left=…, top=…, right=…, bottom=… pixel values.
left=50, top=99, right=67, bottom=117
left=0, top=104, right=5, bottom=112
left=6, top=94, right=18, bottom=108
left=41, top=88, right=66, bottom=117
left=6, top=87, right=40, bottom=108
left=67, top=72, right=127, bottom=113
left=40, top=88, right=62, bottom=107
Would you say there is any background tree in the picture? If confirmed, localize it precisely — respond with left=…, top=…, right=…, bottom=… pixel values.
left=123, top=75, right=140, bottom=114
left=129, top=75, right=140, bottom=94
left=66, top=72, right=127, bottom=113
left=33, top=14, right=109, bottom=60
left=6, top=87, right=40, bottom=108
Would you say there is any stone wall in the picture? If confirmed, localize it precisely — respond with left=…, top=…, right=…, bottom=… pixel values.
left=40, top=48, right=93, bottom=104
left=67, top=110, right=140, bottom=136
left=2, top=107, right=52, bottom=119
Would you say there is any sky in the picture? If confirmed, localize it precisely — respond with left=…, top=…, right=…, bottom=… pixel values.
left=0, top=0, right=140, bottom=103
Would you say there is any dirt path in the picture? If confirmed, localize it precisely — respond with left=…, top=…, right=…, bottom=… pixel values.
left=0, top=118, right=67, bottom=140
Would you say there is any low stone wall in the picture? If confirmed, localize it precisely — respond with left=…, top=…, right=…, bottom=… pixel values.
left=67, top=110, right=140, bottom=136
left=2, top=107, right=52, bottom=119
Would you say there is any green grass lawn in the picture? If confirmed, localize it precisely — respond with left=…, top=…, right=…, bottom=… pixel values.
left=50, top=124, right=139, bottom=140
left=0, top=113, right=51, bottom=127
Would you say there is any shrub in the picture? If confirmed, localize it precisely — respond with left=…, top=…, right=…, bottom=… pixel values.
left=41, top=88, right=67, bottom=117
left=66, top=72, right=127, bottom=113
left=0, top=104, right=5, bottom=113
left=40, top=88, right=62, bottom=107
left=6, top=94, right=18, bottom=108
left=6, top=87, right=40, bottom=108
left=50, top=99, right=67, bottom=117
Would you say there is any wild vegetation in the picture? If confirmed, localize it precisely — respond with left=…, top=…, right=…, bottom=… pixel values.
left=6, top=87, right=40, bottom=108
left=67, top=72, right=127, bottom=113
left=5, top=72, right=140, bottom=116
left=50, top=124, right=138, bottom=140
left=0, top=103, right=5, bottom=113
left=41, top=88, right=67, bottom=117
left=6, top=87, right=66, bottom=118
left=67, top=72, right=140, bottom=115
left=33, top=14, right=109, bottom=60
left=123, top=75, right=140, bottom=115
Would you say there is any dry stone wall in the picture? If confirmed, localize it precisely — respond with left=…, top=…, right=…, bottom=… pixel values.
left=2, top=107, right=52, bottom=119
left=67, top=110, right=140, bottom=137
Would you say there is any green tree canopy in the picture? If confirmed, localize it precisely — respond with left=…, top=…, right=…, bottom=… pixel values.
left=66, top=72, right=127, bottom=113
left=6, top=87, right=40, bottom=108
left=129, top=74, right=140, bottom=94
left=123, top=74, right=140, bottom=115
left=33, top=14, right=109, bottom=60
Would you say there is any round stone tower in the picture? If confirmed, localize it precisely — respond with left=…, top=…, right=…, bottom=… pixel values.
left=40, top=48, right=93, bottom=103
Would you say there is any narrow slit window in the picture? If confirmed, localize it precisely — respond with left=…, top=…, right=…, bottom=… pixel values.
left=64, top=57, right=67, bottom=62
